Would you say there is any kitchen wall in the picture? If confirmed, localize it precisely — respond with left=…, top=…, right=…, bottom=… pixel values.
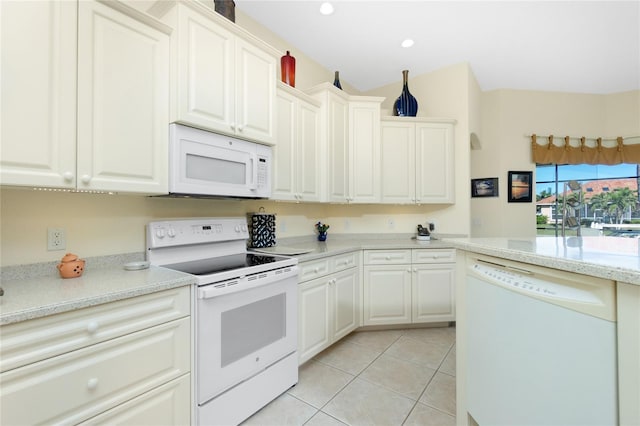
left=471, top=89, right=640, bottom=237
left=2, top=4, right=638, bottom=267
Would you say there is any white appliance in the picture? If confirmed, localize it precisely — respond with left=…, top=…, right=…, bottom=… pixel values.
left=169, top=124, right=272, bottom=199
left=465, top=256, right=617, bottom=425
left=147, top=217, right=298, bottom=426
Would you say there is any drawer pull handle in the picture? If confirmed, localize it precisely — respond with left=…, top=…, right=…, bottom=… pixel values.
left=87, top=378, right=99, bottom=390
left=87, top=321, right=99, bottom=333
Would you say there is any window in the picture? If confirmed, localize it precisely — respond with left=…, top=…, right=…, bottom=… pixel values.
left=535, top=164, right=640, bottom=237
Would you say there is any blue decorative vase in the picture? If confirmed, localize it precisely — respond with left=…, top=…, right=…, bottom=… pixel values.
left=333, top=71, right=342, bottom=90
left=394, top=70, right=418, bottom=117
left=318, top=232, right=327, bottom=241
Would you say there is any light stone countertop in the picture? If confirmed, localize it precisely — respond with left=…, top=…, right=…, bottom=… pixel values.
left=445, top=236, right=640, bottom=285
left=255, top=233, right=460, bottom=262
left=0, top=258, right=195, bottom=325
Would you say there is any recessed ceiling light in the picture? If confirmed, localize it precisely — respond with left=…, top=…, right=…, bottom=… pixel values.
left=401, top=39, right=414, bottom=48
left=319, top=2, right=334, bottom=15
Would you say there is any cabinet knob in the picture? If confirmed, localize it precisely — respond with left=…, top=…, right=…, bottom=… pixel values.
left=86, top=321, right=99, bottom=334
left=81, top=174, right=91, bottom=184
left=87, top=378, right=99, bottom=391
left=385, top=256, right=391, bottom=260
left=63, top=172, right=74, bottom=182
left=314, top=267, right=319, bottom=273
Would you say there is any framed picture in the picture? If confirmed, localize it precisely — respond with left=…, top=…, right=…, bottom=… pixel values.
left=508, top=171, right=533, bottom=202
left=471, top=177, right=499, bottom=197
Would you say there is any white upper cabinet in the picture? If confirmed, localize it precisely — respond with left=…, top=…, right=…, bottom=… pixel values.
left=272, top=84, right=322, bottom=202
left=1, top=0, right=170, bottom=194
left=77, top=1, right=170, bottom=194
left=381, top=118, right=456, bottom=204
left=349, top=97, right=383, bottom=203
left=167, top=2, right=277, bottom=145
left=306, top=85, right=383, bottom=203
left=306, top=84, right=350, bottom=203
left=1, top=0, right=77, bottom=188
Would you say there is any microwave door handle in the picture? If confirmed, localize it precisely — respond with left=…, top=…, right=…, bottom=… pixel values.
left=249, top=153, right=258, bottom=191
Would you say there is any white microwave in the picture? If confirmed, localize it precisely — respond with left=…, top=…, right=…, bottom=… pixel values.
left=169, top=124, right=272, bottom=199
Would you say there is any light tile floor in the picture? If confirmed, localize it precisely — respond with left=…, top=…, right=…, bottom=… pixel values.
left=243, top=326, right=456, bottom=426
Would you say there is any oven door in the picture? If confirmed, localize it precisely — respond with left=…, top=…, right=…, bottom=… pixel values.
left=169, top=124, right=271, bottom=198
left=196, top=273, right=297, bottom=404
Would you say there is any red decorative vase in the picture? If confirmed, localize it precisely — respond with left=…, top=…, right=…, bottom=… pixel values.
left=281, top=51, right=295, bottom=87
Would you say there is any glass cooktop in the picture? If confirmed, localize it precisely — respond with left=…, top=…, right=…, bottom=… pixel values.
left=163, top=253, right=281, bottom=276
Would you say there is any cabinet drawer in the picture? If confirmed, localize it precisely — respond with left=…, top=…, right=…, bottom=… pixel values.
left=79, top=374, right=191, bottom=425
left=0, top=317, right=190, bottom=426
left=364, top=250, right=411, bottom=265
left=299, top=258, right=331, bottom=282
left=412, top=249, right=456, bottom=264
left=0, top=286, right=190, bottom=373
left=332, top=251, right=359, bottom=272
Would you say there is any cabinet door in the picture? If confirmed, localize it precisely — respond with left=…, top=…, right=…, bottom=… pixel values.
left=380, top=122, right=416, bottom=203
left=235, top=38, right=276, bottom=144
left=174, top=4, right=234, bottom=134
left=77, top=1, right=169, bottom=194
left=332, top=268, right=360, bottom=341
left=412, top=264, right=455, bottom=323
left=298, top=278, right=331, bottom=364
left=363, top=265, right=411, bottom=325
left=296, top=100, right=321, bottom=202
left=326, top=93, right=350, bottom=202
left=349, top=100, right=381, bottom=203
left=415, top=123, right=455, bottom=203
left=272, top=89, right=297, bottom=200
left=0, top=0, right=77, bottom=188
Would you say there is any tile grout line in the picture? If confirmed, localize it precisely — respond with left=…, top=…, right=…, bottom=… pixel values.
left=290, top=327, right=457, bottom=426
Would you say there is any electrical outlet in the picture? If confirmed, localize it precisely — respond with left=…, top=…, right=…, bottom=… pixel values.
left=47, top=228, right=66, bottom=251
left=279, top=219, right=287, bottom=234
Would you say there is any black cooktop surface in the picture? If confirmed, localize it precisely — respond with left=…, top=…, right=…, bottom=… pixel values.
left=163, top=253, right=281, bottom=276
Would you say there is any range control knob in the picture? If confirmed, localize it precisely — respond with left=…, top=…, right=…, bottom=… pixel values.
left=167, top=227, right=176, bottom=238
left=155, top=228, right=165, bottom=239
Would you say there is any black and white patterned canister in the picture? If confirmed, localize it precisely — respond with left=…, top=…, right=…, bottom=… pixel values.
left=248, top=211, right=276, bottom=248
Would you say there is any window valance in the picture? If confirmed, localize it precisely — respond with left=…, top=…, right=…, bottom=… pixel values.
left=531, top=134, right=640, bottom=165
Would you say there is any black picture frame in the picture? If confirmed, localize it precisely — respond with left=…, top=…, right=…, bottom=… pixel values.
left=471, top=177, right=499, bottom=198
left=508, top=171, right=533, bottom=203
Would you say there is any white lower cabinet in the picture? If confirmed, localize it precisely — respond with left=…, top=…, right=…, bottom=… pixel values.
left=363, top=249, right=455, bottom=326
left=79, top=375, right=191, bottom=426
left=298, top=252, right=360, bottom=364
left=0, top=287, right=191, bottom=426
left=363, top=264, right=413, bottom=325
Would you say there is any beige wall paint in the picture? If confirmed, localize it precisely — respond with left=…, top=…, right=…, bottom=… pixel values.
left=235, top=10, right=361, bottom=94
left=472, top=89, right=640, bottom=237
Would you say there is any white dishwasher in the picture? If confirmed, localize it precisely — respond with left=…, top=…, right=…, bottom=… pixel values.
left=466, top=256, right=617, bottom=426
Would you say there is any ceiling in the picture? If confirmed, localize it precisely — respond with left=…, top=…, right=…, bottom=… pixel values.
left=235, top=1, right=640, bottom=94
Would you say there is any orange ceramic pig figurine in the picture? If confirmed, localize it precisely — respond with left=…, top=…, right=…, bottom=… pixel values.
left=57, top=253, right=85, bottom=278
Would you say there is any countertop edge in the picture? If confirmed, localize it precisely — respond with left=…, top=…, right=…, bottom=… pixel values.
left=0, top=268, right=196, bottom=326
left=445, top=238, right=640, bottom=285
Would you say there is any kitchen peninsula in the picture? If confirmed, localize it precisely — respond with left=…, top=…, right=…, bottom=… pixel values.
left=447, top=236, right=640, bottom=426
